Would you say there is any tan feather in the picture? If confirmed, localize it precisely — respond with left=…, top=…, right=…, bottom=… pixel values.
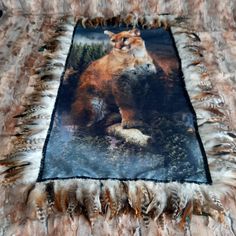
left=193, top=189, right=204, bottom=215
left=66, top=185, right=79, bottom=219
left=152, top=18, right=162, bottom=28
left=106, top=15, right=122, bottom=27
left=54, top=185, right=69, bottom=213
left=157, top=213, right=165, bottom=230
left=100, top=187, right=111, bottom=215
left=82, top=182, right=101, bottom=226
left=179, top=192, right=188, bottom=214
left=141, top=185, right=152, bottom=227
left=128, top=183, right=142, bottom=218
left=183, top=44, right=205, bottom=51
left=169, top=186, right=181, bottom=219
left=1, top=171, right=24, bottom=185
left=89, top=17, right=106, bottom=28
left=13, top=105, right=46, bottom=118
left=0, top=160, right=30, bottom=185
left=28, top=185, right=48, bottom=223
left=116, top=182, right=129, bottom=214
left=100, top=184, right=117, bottom=219
left=202, top=207, right=225, bottom=223
left=30, top=82, right=57, bottom=92
left=210, top=143, right=236, bottom=155
left=208, top=192, right=225, bottom=213
left=124, top=13, right=138, bottom=27
left=179, top=201, right=193, bottom=231
left=193, top=92, right=218, bottom=101
left=198, top=79, right=213, bottom=91
left=187, top=60, right=203, bottom=68
left=45, top=182, right=55, bottom=214
left=205, top=107, right=225, bottom=117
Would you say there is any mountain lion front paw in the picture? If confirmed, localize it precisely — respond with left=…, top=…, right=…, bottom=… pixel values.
left=121, top=120, right=144, bottom=129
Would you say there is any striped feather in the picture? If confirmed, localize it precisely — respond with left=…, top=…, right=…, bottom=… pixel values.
left=66, top=185, right=79, bottom=219
left=45, top=182, right=55, bottom=214
left=157, top=213, right=165, bottom=230
left=169, top=186, right=181, bottom=219
left=141, top=185, right=152, bottom=228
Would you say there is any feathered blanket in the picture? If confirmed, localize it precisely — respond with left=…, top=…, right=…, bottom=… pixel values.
left=0, top=14, right=236, bottom=235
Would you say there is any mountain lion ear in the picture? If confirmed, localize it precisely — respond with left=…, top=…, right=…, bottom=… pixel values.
left=129, top=29, right=140, bottom=36
left=104, top=30, right=115, bottom=37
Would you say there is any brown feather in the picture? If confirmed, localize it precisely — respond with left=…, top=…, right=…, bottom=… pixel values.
left=179, top=201, right=193, bottom=231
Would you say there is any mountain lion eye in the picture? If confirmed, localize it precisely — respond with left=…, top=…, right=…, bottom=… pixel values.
left=111, top=39, right=115, bottom=43
left=122, top=37, right=128, bottom=42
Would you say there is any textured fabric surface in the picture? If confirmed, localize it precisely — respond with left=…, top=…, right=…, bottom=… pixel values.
left=39, top=26, right=211, bottom=183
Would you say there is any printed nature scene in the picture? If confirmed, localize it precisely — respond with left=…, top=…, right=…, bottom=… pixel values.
left=39, top=26, right=211, bottom=183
